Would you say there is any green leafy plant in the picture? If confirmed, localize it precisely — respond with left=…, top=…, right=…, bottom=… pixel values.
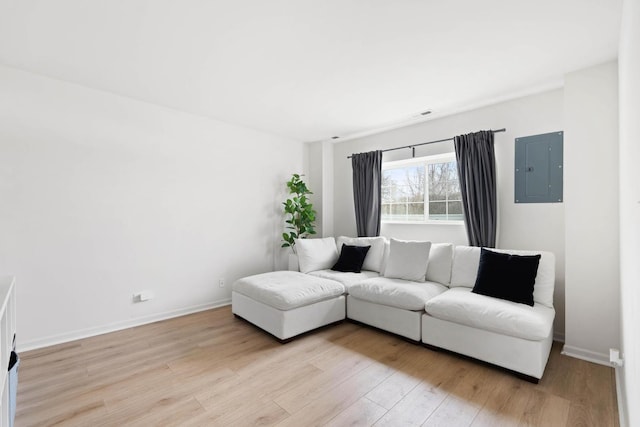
left=281, top=174, right=317, bottom=252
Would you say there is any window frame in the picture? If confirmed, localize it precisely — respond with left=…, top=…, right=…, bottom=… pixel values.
left=381, top=152, right=465, bottom=225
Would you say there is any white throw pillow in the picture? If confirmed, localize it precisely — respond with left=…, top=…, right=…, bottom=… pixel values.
left=383, top=239, right=432, bottom=282
left=295, top=237, right=339, bottom=274
left=450, top=246, right=482, bottom=288
left=426, top=243, right=454, bottom=285
left=380, top=239, right=391, bottom=274
left=336, top=236, right=386, bottom=272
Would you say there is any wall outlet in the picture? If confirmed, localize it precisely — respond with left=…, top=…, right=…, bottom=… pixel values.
left=218, top=278, right=225, bottom=288
left=609, top=348, right=624, bottom=367
left=133, top=290, right=155, bottom=303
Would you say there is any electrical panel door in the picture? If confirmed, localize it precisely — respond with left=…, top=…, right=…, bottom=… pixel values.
left=515, top=131, right=563, bottom=203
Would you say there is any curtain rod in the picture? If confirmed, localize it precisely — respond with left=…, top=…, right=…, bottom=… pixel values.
left=347, top=128, right=506, bottom=159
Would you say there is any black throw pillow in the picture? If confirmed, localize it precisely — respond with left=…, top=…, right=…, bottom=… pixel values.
left=331, top=244, right=371, bottom=273
left=472, top=248, right=541, bottom=306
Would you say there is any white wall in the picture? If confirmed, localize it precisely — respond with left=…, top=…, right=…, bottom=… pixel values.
left=333, top=90, right=566, bottom=337
left=618, top=0, right=640, bottom=424
left=563, top=61, right=620, bottom=364
left=321, top=141, right=335, bottom=237
left=305, top=142, right=324, bottom=236
left=304, top=140, right=334, bottom=238
left=0, top=66, right=303, bottom=350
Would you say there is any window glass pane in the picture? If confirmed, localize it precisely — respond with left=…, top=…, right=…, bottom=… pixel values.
left=407, top=203, right=425, bottom=221
left=447, top=182, right=462, bottom=200
left=428, top=201, right=446, bottom=220
left=384, top=167, right=425, bottom=202
left=389, top=186, right=406, bottom=203
left=428, top=163, right=449, bottom=201
left=382, top=186, right=392, bottom=204
left=404, top=166, right=424, bottom=201
left=429, top=191, right=447, bottom=201
left=391, top=204, right=406, bottom=216
left=382, top=170, right=395, bottom=205
left=448, top=181, right=461, bottom=200
left=448, top=201, right=463, bottom=217
left=445, top=161, right=458, bottom=180
left=383, top=157, right=462, bottom=223
left=384, top=167, right=424, bottom=186
left=408, top=189, right=424, bottom=203
left=428, top=163, right=441, bottom=183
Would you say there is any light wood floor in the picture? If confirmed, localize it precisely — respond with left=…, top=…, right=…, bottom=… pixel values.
left=16, top=306, right=618, bottom=427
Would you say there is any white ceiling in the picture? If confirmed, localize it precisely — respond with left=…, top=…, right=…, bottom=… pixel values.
left=0, top=0, right=622, bottom=142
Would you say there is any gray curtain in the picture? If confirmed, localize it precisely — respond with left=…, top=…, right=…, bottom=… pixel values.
left=351, top=150, right=383, bottom=237
left=454, top=130, right=497, bottom=247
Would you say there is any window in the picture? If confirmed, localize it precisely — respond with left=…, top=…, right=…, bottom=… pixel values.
left=381, top=154, right=463, bottom=223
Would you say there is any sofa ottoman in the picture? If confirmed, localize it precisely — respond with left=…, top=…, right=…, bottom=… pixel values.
left=231, top=271, right=346, bottom=342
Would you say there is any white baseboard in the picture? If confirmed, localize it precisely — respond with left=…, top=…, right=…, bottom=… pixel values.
left=561, top=344, right=611, bottom=366
left=615, top=367, right=628, bottom=427
left=19, top=299, right=231, bottom=352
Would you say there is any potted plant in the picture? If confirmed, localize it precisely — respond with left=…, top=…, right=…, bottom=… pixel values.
left=281, top=174, right=317, bottom=263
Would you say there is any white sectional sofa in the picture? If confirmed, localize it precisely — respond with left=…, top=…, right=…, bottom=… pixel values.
left=344, top=242, right=454, bottom=341
left=231, top=236, right=556, bottom=382
left=422, top=246, right=555, bottom=380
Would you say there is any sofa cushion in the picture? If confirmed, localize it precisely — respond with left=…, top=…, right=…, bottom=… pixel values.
left=450, top=246, right=556, bottom=308
left=381, top=239, right=391, bottom=273
left=472, top=248, right=541, bottom=306
left=308, top=269, right=379, bottom=291
left=384, top=239, right=431, bottom=282
left=332, top=244, right=371, bottom=273
left=295, top=237, right=339, bottom=273
left=349, top=277, right=447, bottom=311
left=426, top=243, right=454, bottom=285
left=232, top=271, right=345, bottom=311
left=425, top=287, right=554, bottom=341
left=336, top=236, right=386, bottom=273
left=450, top=245, right=482, bottom=288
